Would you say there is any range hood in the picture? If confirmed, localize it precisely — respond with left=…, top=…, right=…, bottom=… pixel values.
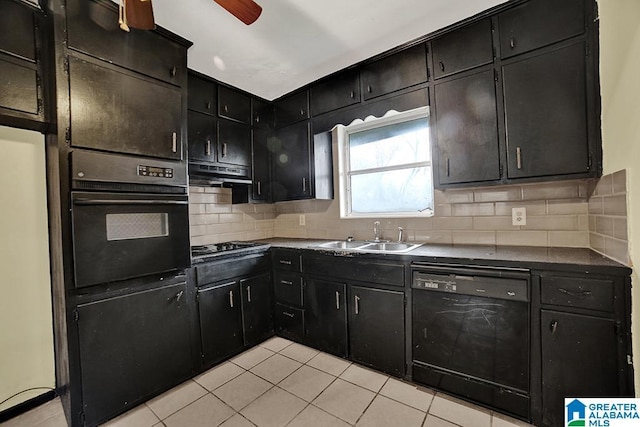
left=188, top=162, right=251, bottom=185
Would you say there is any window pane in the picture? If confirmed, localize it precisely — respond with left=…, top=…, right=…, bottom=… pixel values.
left=349, top=118, right=430, bottom=171
left=350, top=167, right=433, bottom=213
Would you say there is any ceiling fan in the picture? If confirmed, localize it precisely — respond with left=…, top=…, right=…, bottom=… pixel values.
left=118, top=0, right=262, bottom=32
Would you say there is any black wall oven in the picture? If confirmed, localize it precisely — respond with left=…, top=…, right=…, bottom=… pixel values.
left=411, top=263, right=530, bottom=419
left=70, top=150, right=190, bottom=288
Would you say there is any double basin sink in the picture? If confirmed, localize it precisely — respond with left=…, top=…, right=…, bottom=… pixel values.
left=317, top=240, right=422, bottom=253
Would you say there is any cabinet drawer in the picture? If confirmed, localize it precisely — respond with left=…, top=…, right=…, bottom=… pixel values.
left=273, top=249, right=301, bottom=272
left=274, top=272, right=303, bottom=307
left=275, top=303, right=304, bottom=341
left=0, top=0, right=36, bottom=61
left=218, top=86, right=251, bottom=124
left=196, top=254, right=269, bottom=286
left=541, top=275, right=614, bottom=312
left=66, top=0, right=187, bottom=85
left=303, top=255, right=404, bottom=287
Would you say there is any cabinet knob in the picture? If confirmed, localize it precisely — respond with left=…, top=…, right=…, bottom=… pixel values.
left=170, top=66, right=177, bottom=78
left=439, top=61, right=445, bottom=72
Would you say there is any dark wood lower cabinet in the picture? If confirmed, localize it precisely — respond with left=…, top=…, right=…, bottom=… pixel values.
left=241, top=273, right=274, bottom=346
left=540, top=310, right=621, bottom=426
left=349, top=285, right=405, bottom=376
left=77, top=282, right=193, bottom=426
left=198, top=281, right=244, bottom=367
left=304, top=278, right=348, bottom=357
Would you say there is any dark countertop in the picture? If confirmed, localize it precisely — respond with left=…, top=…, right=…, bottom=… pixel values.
left=252, top=238, right=632, bottom=276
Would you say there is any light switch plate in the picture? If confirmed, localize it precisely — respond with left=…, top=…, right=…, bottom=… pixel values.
left=512, top=207, right=526, bottom=226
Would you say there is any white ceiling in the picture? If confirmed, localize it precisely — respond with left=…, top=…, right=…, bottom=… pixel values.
left=145, top=0, right=508, bottom=100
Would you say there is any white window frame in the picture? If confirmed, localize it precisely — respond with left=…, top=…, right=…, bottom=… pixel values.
left=336, top=106, right=433, bottom=219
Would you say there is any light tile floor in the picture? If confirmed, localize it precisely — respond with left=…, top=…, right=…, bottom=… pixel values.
left=2, top=337, right=534, bottom=427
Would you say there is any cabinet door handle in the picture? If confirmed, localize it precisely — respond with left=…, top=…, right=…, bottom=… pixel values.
left=354, top=295, right=360, bottom=315
left=439, top=61, right=445, bottom=72
left=550, top=320, right=558, bottom=334
left=255, top=115, right=260, bottom=124
left=367, top=85, right=372, bottom=93
left=558, top=288, right=593, bottom=297
left=170, top=290, right=184, bottom=302
left=516, top=147, right=522, bottom=169
left=206, top=139, right=211, bottom=156
left=223, top=105, right=229, bottom=113
left=229, top=290, right=234, bottom=308
left=509, top=37, right=516, bottom=49
left=282, top=311, right=295, bottom=318
left=300, top=108, right=305, bottom=116
left=279, top=259, right=292, bottom=265
left=247, top=285, right=251, bottom=302
left=206, top=101, right=211, bottom=110
left=222, top=142, right=228, bottom=158
left=350, top=90, right=355, bottom=99
left=170, top=66, right=177, bottom=78
left=172, top=132, right=177, bottom=153
left=302, top=177, right=307, bottom=192
left=281, top=280, right=293, bottom=285
left=257, top=181, right=262, bottom=196
left=335, top=291, right=340, bottom=310
left=446, top=157, right=450, bottom=177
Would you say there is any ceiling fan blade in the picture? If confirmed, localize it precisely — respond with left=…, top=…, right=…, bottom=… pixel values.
left=213, top=0, right=262, bottom=25
left=126, top=0, right=156, bottom=30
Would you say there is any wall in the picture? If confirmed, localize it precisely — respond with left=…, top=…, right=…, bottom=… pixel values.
left=0, top=126, right=55, bottom=411
left=598, top=0, right=640, bottom=394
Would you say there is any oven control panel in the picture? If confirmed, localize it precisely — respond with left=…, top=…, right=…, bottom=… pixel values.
left=138, top=165, right=174, bottom=179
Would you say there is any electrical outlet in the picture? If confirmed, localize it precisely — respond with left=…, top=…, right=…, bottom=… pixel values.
left=299, top=214, right=306, bottom=226
left=512, top=207, right=527, bottom=226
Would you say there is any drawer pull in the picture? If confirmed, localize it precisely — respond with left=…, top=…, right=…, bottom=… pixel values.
left=279, top=259, right=292, bottom=265
left=550, top=320, right=558, bottom=334
left=507, top=291, right=516, bottom=297
left=282, top=311, right=295, bottom=318
left=354, top=295, right=360, bottom=315
left=281, top=280, right=293, bottom=285
left=558, top=288, right=593, bottom=298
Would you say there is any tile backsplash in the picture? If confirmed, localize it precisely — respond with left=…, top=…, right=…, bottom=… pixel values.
left=189, top=174, right=630, bottom=266
left=588, top=170, right=630, bottom=265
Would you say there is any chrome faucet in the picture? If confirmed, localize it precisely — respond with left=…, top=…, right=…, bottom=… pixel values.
left=373, top=221, right=381, bottom=242
left=397, top=226, right=404, bottom=242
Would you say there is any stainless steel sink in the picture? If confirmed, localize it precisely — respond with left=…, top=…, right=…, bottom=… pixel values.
left=318, top=240, right=369, bottom=249
left=360, top=242, right=423, bottom=253
left=317, top=240, right=422, bottom=253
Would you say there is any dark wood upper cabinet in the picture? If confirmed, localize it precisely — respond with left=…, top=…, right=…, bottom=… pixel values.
left=434, top=70, right=500, bottom=185
left=360, top=43, right=428, bottom=101
left=310, top=70, right=360, bottom=116
left=0, top=0, right=36, bottom=61
left=217, top=118, right=251, bottom=167
left=187, top=110, right=216, bottom=163
left=503, top=42, right=589, bottom=179
left=432, top=19, right=493, bottom=79
left=275, top=91, right=309, bottom=127
left=498, top=0, right=585, bottom=59
left=69, top=57, right=183, bottom=160
left=0, top=59, right=39, bottom=115
left=188, top=73, right=216, bottom=115
left=218, top=85, right=251, bottom=124
left=66, top=0, right=188, bottom=85
left=253, top=98, right=274, bottom=128
left=272, top=121, right=311, bottom=201
left=251, top=127, right=271, bottom=202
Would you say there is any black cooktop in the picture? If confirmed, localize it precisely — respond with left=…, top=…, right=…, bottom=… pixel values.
left=191, top=241, right=263, bottom=258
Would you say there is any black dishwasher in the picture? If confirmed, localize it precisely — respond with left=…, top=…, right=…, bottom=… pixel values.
left=411, top=263, right=530, bottom=419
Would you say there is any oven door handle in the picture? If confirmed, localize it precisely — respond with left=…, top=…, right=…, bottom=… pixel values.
left=73, top=199, right=188, bottom=206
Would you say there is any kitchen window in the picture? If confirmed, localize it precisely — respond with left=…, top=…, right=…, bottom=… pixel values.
left=336, top=106, right=433, bottom=218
